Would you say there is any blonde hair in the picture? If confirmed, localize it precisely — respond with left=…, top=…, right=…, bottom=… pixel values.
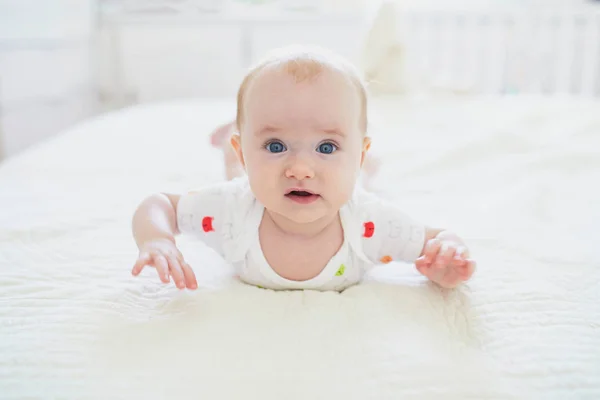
left=235, top=45, right=368, bottom=134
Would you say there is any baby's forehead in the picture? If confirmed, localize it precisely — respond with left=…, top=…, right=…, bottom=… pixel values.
left=236, top=49, right=368, bottom=133
left=244, top=64, right=360, bottom=107
left=253, top=62, right=353, bottom=87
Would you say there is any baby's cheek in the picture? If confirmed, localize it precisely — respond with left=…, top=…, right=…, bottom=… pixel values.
left=248, top=178, right=273, bottom=206
left=329, top=163, right=357, bottom=196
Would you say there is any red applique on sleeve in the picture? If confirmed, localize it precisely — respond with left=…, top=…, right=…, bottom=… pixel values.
left=202, top=216, right=215, bottom=232
left=363, top=221, right=375, bottom=238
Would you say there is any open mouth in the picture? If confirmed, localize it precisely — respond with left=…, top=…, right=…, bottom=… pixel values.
left=288, top=190, right=312, bottom=197
left=285, top=190, right=320, bottom=204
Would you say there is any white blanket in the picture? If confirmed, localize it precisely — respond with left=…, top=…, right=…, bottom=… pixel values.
left=1, top=95, right=599, bottom=399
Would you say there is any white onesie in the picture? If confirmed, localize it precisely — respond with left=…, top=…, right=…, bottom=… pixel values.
left=176, top=177, right=425, bottom=291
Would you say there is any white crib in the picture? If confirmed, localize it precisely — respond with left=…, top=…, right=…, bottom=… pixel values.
left=393, top=6, right=600, bottom=96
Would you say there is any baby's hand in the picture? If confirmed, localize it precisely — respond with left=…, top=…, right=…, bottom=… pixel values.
left=131, top=239, right=197, bottom=290
left=414, top=237, right=476, bottom=289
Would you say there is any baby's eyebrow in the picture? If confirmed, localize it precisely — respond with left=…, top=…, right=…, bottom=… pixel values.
left=255, top=125, right=282, bottom=136
left=322, top=128, right=345, bottom=137
left=254, top=125, right=345, bottom=137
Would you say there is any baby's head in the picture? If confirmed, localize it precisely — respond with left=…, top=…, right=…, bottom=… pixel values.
left=230, top=45, right=371, bottom=225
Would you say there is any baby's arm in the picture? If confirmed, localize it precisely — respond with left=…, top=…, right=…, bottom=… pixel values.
left=358, top=192, right=475, bottom=288
left=132, top=193, right=181, bottom=247
left=131, top=193, right=197, bottom=289
left=131, top=184, right=230, bottom=290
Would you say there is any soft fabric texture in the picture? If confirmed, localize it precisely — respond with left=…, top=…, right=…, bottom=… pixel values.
left=1, top=95, right=599, bottom=399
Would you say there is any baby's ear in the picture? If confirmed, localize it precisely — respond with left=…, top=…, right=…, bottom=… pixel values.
left=360, top=136, right=372, bottom=167
left=230, top=134, right=245, bottom=168
left=363, top=136, right=372, bottom=152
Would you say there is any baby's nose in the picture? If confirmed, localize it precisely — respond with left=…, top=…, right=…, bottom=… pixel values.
left=285, top=158, right=315, bottom=180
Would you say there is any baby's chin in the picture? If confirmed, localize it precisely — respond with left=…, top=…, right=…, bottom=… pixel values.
left=275, top=199, right=349, bottom=226
left=255, top=196, right=326, bottom=224
left=282, top=209, right=329, bottom=225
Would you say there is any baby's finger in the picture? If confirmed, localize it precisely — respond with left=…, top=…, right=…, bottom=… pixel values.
left=415, top=256, right=431, bottom=268
left=415, top=261, right=429, bottom=277
left=435, top=243, right=456, bottom=269
left=173, top=250, right=185, bottom=266
left=454, top=246, right=470, bottom=261
left=132, top=252, right=152, bottom=276
left=415, top=256, right=432, bottom=274
left=453, top=256, right=467, bottom=268
left=181, top=262, right=198, bottom=290
left=165, top=255, right=186, bottom=289
left=416, top=258, right=435, bottom=278
left=152, top=254, right=171, bottom=284
left=423, top=239, right=442, bottom=263
left=460, top=259, right=477, bottom=280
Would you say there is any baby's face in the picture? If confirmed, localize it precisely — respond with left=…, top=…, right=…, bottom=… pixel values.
left=234, top=67, right=369, bottom=225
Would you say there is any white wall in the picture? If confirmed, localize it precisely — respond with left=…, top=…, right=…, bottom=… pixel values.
left=95, top=17, right=367, bottom=105
left=0, top=0, right=96, bottom=159
left=94, top=1, right=369, bottom=107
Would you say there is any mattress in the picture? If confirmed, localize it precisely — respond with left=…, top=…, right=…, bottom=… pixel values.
left=0, top=95, right=598, bottom=399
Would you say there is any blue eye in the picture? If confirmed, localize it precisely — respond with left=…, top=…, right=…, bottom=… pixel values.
left=266, top=141, right=286, bottom=153
left=317, top=142, right=337, bottom=154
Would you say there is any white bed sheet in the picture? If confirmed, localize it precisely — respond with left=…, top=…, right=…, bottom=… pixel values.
left=0, top=95, right=598, bottom=399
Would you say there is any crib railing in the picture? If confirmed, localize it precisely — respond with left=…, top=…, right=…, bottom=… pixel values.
left=396, top=8, right=600, bottom=96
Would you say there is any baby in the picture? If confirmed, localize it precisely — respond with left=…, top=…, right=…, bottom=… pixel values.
left=131, top=46, right=476, bottom=291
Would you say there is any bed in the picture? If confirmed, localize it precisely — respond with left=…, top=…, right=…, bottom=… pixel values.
left=1, top=93, right=598, bottom=399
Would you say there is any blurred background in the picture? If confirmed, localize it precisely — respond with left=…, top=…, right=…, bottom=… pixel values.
left=0, top=0, right=599, bottom=161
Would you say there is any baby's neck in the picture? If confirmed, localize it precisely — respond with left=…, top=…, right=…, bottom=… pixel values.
left=264, top=209, right=339, bottom=239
